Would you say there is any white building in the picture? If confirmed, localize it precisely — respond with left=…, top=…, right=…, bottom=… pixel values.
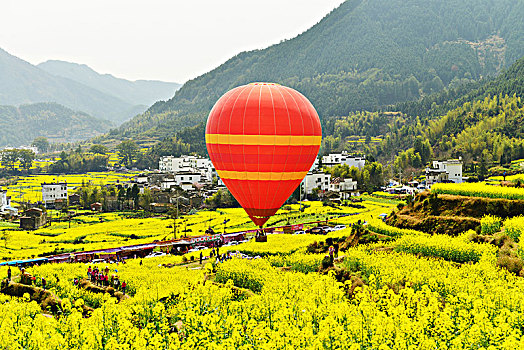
left=329, top=178, right=358, bottom=199
left=175, top=172, right=202, bottom=185
left=322, top=152, right=365, bottom=169
left=42, top=182, right=68, bottom=207
left=0, top=187, right=9, bottom=211
left=135, top=173, right=148, bottom=184
left=161, top=172, right=203, bottom=191
left=159, top=155, right=215, bottom=183
left=3, top=146, right=38, bottom=155
left=425, top=159, right=463, bottom=186
left=302, top=172, right=332, bottom=195
left=159, top=156, right=194, bottom=173
left=160, top=178, right=177, bottom=191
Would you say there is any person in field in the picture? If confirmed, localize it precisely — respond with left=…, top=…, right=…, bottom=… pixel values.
left=7, top=267, right=11, bottom=281
left=121, top=281, right=127, bottom=294
left=328, top=245, right=335, bottom=265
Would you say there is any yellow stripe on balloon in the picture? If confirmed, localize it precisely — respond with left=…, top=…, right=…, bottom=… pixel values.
left=217, top=170, right=308, bottom=181
left=205, top=134, right=321, bottom=146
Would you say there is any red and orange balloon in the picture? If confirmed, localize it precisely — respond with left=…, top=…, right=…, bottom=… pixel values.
left=205, top=83, right=322, bottom=227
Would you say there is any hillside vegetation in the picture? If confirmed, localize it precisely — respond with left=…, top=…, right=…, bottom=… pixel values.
left=105, top=0, right=524, bottom=144
left=316, top=55, right=524, bottom=174
left=0, top=103, right=112, bottom=147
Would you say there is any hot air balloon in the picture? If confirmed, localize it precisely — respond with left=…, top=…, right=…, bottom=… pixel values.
left=205, top=83, right=322, bottom=228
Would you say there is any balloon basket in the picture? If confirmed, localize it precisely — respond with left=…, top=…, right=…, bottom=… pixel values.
left=255, top=236, right=267, bottom=243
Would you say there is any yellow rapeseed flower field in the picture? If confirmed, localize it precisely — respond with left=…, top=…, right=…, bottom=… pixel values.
left=2, top=187, right=522, bottom=348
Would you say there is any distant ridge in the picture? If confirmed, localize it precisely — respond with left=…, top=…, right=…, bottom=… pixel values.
left=0, top=48, right=180, bottom=125
left=38, top=60, right=181, bottom=107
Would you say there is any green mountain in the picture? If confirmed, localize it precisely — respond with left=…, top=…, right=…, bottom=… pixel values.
left=110, top=0, right=524, bottom=143
left=37, top=60, right=181, bottom=108
left=0, top=103, right=112, bottom=147
left=362, top=55, right=524, bottom=172
left=394, top=53, right=524, bottom=118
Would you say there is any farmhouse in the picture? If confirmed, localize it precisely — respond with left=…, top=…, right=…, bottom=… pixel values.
left=425, top=159, right=463, bottom=186
left=328, top=177, right=359, bottom=199
left=302, top=172, right=331, bottom=195
left=322, top=152, right=365, bottom=169
left=19, top=208, right=47, bottom=230
left=42, top=182, right=68, bottom=208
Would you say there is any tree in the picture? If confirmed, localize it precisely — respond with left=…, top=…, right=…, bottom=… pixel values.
left=131, top=184, right=140, bottom=209
left=117, top=140, right=139, bottom=166
left=90, top=144, right=108, bottom=155
left=139, top=189, right=153, bottom=211
left=0, top=149, right=19, bottom=170
left=31, top=137, right=50, bottom=153
left=117, top=187, right=126, bottom=209
left=18, top=149, right=35, bottom=170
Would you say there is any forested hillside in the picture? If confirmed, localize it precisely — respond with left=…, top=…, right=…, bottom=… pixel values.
left=107, top=0, right=524, bottom=143
left=0, top=103, right=112, bottom=147
left=299, top=53, right=524, bottom=179
left=395, top=54, right=524, bottom=118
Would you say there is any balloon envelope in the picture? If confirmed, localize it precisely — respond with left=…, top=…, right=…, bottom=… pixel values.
left=205, top=83, right=322, bottom=227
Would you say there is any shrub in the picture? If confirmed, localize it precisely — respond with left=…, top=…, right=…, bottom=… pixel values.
left=503, top=216, right=524, bottom=242
left=480, top=215, right=502, bottom=235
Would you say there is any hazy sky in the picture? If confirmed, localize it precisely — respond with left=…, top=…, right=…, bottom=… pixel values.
left=0, top=0, right=345, bottom=83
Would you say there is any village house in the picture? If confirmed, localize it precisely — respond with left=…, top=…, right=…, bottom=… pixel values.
left=159, top=155, right=216, bottom=184
left=425, top=159, right=463, bottom=186
left=19, top=208, right=47, bottom=230
left=0, top=187, right=17, bottom=216
left=42, top=182, right=68, bottom=208
left=328, top=177, right=359, bottom=199
left=159, top=156, right=194, bottom=173
left=322, top=152, right=366, bottom=169
left=302, top=172, right=332, bottom=195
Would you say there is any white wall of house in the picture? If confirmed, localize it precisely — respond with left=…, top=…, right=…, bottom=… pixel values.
left=446, top=162, right=463, bottom=183
left=329, top=178, right=358, bottom=192
left=159, top=156, right=194, bottom=173
left=161, top=180, right=177, bottom=190
left=0, top=189, right=8, bottom=211
left=426, top=160, right=463, bottom=185
left=42, top=183, right=68, bottom=205
left=302, top=172, right=331, bottom=194
left=322, top=152, right=365, bottom=169
left=175, top=172, right=202, bottom=185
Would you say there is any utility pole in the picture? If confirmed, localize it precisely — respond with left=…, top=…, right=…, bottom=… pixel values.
left=173, top=196, right=179, bottom=240
left=299, top=182, right=302, bottom=213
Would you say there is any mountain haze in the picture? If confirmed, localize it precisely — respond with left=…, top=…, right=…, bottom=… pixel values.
left=38, top=60, right=181, bottom=107
left=0, top=49, right=180, bottom=125
left=109, top=0, right=524, bottom=144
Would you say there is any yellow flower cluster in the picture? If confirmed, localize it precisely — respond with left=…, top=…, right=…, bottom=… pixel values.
left=392, top=232, right=496, bottom=263
left=503, top=216, right=524, bottom=242
left=432, top=182, right=524, bottom=200
left=481, top=214, right=502, bottom=235
left=366, top=219, right=427, bottom=237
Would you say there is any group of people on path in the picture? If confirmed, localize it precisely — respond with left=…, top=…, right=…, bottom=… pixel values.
left=86, top=266, right=127, bottom=294
left=195, top=245, right=234, bottom=265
